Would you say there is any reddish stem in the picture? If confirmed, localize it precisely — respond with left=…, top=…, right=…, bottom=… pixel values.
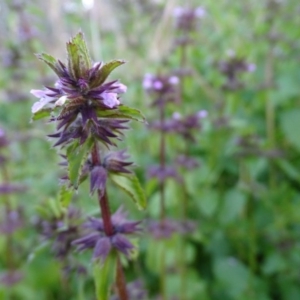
left=91, top=143, right=114, bottom=236
left=91, top=142, right=128, bottom=299
left=116, top=255, right=129, bottom=300
left=98, top=190, right=114, bottom=236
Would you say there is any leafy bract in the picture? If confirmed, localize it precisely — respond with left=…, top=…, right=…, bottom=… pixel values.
left=90, top=59, right=125, bottom=88
left=67, top=32, right=91, bottom=79
left=31, top=108, right=52, bottom=121
left=93, top=253, right=116, bottom=300
left=97, top=105, right=146, bottom=123
left=59, top=184, right=73, bottom=208
left=109, top=173, right=146, bottom=210
left=66, top=138, right=93, bottom=189
left=36, top=53, right=63, bottom=77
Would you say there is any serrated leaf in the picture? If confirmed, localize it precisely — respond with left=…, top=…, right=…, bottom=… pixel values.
left=97, top=105, right=146, bottom=123
left=58, top=184, right=73, bottom=208
left=67, top=41, right=80, bottom=80
left=67, top=139, right=93, bottom=189
left=109, top=173, right=146, bottom=210
left=90, top=59, right=125, bottom=88
left=72, top=32, right=91, bottom=70
left=67, top=32, right=92, bottom=80
left=93, top=253, right=116, bottom=300
left=31, top=108, right=52, bottom=121
left=36, top=53, right=63, bottom=76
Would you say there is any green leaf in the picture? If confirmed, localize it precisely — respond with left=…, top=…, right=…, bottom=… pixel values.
left=93, top=254, right=116, bottom=300
left=97, top=105, right=146, bottom=123
left=197, top=189, right=219, bottom=217
left=31, top=108, right=52, bottom=121
left=66, top=32, right=92, bottom=79
left=276, top=159, right=300, bottom=182
left=214, top=257, right=250, bottom=298
left=280, top=109, right=300, bottom=152
left=67, top=41, right=81, bottom=80
left=67, top=139, right=93, bottom=189
left=36, top=53, right=63, bottom=76
left=109, top=173, right=146, bottom=210
left=90, top=59, right=125, bottom=88
left=72, top=32, right=92, bottom=71
left=58, top=184, right=73, bottom=208
left=219, top=189, right=247, bottom=224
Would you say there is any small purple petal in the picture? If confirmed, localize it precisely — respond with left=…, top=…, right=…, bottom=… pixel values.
left=101, top=92, right=120, bottom=108
left=153, top=80, right=163, bottom=90
left=111, top=233, right=134, bottom=256
left=111, top=83, right=127, bottom=94
left=90, top=166, right=107, bottom=196
left=93, top=236, right=112, bottom=261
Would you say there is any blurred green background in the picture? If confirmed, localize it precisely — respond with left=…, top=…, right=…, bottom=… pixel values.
left=0, top=0, right=300, bottom=299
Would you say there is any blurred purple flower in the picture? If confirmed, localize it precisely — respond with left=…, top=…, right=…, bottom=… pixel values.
left=149, top=110, right=207, bottom=141
left=0, top=271, right=23, bottom=287
left=36, top=206, right=82, bottom=259
left=175, top=155, right=200, bottom=170
left=218, top=56, right=256, bottom=90
left=148, top=219, right=196, bottom=240
left=147, top=165, right=183, bottom=183
left=0, top=128, right=9, bottom=148
left=0, top=183, right=26, bottom=195
left=0, top=208, right=24, bottom=235
left=110, top=280, right=147, bottom=300
left=173, top=6, right=206, bottom=32
left=143, top=74, right=180, bottom=105
left=72, top=207, right=141, bottom=262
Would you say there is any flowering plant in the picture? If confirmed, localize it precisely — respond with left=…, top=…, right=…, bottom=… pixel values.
left=30, top=32, right=146, bottom=300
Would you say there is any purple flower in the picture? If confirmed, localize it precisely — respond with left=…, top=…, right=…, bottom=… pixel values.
left=36, top=206, right=82, bottom=259
left=173, top=6, right=206, bottom=32
left=218, top=56, right=256, bottom=90
left=0, top=208, right=24, bottom=235
left=0, top=271, right=23, bottom=287
left=72, top=207, right=141, bottom=262
left=148, top=219, right=196, bottom=240
left=90, top=150, right=133, bottom=195
left=143, top=73, right=180, bottom=105
left=147, top=165, right=183, bottom=183
left=175, top=155, right=200, bottom=170
left=31, top=33, right=129, bottom=148
left=0, top=183, right=26, bottom=195
left=149, top=111, right=206, bottom=141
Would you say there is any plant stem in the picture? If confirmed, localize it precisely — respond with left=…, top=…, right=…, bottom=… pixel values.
left=116, top=255, right=129, bottom=300
left=159, top=105, right=166, bottom=223
left=91, top=143, right=128, bottom=299
left=91, top=143, right=114, bottom=236
left=98, top=190, right=114, bottom=237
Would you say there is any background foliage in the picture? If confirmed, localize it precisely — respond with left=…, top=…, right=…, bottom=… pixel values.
left=0, top=0, right=300, bottom=299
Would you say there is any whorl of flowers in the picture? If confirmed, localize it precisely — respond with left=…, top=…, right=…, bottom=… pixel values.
left=218, top=53, right=256, bottom=90
left=72, top=207, right=141, bottom=262
left=30, top=32, right=132, bottom=149
left=173, top=6, right=206, bottom=32
left=143, top=73, right=180, bottom=105
left=30, top=32, right=145, bottom=193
